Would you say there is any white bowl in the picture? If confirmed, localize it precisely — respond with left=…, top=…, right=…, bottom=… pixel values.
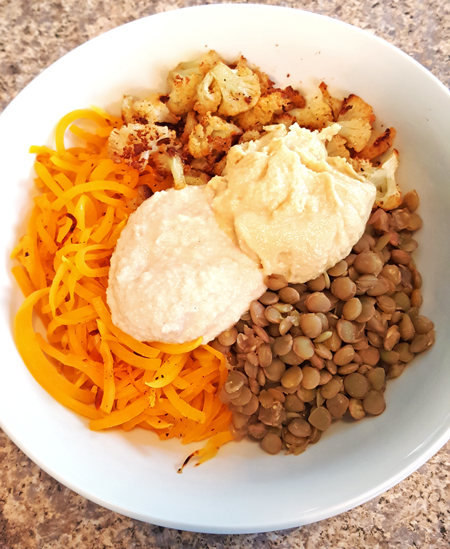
left=0, top=4, right=449, bottom=535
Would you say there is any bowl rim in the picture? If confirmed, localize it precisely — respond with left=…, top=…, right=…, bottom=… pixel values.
left=1, top=3, right=450, bottom=534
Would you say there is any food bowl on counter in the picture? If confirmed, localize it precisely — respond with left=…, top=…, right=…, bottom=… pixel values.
left=0, top=4, right=449, bottom=534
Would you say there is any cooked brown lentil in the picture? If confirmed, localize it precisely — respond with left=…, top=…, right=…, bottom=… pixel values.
left=214, top=199, right=434, bottom=456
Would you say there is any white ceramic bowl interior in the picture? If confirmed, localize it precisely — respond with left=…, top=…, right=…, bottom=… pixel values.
left=0, top=4, right=449, bottom=534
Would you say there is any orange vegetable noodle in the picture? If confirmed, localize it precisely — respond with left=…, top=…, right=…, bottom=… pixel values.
left=12, top=108, right=232, bottom=466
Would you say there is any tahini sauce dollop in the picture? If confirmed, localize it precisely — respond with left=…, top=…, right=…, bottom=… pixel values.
left=207, top=123, right=377, bottom=283
left=107, top=186, right=266, bottom=344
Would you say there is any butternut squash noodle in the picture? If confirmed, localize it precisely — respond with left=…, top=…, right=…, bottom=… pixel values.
left=11, top=108, right=233, bottom=467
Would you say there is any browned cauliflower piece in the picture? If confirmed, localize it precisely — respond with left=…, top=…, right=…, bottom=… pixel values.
left=339, top=94, right=375, bottom=120
left=319, top=82, right=342, bottom=120
left=252, top=67, right=275, bottom=95
left=188, top=112, right=242, bottom=159
left=239, top=129, right=262, bottom=144
left=235, top=87, right=305, bottom=130
left=180, top=111, right=198, bottom=144
left=183, top=166, right=211, bottom=186
left=194, top=72, right=222, bottom=116
left=337, top=118, right=373, bottom=153
left=152, top=147, right=186, bottom=190
left=288, top=91, right=334, bottom=130
left=348, top=157, right=373, bottom=174
left=326, top=134, right=350, bottom=159
left=210, top=57, right=261, bottom=117
left=122, top=94, right=179, bottom=125
left=357, top=127, right=397, bottom=160
left=166, top=50, right=222, bottom=116
left=108, top=123, right=176, bottom=172
left=337, top=95, right=375, bottom=152
left=368, top=149, right=402, bottom=210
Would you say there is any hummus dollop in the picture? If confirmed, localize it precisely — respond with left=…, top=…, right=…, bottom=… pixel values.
left=207, top=123, right=377, bottom=283
left=107, top=186, right=266, bottom=344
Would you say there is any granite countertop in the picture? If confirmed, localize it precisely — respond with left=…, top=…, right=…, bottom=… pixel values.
left=1, top=0, right=449, bottom=547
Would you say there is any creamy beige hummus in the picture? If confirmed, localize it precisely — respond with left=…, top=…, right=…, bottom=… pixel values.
left=107, top=186, right=266, bottom=344
left=207, top=123, right=377, bottom=283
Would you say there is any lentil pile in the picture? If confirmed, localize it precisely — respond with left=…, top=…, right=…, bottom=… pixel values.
left=213, top=191, right=435, bottom=456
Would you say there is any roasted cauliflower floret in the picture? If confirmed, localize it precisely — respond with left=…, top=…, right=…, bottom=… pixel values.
left=210, top=57, right=261, bottom=117
left=122, top=94, right=179, bottom=125
left=348, top=157, right=373, bottom=175
left=108, top=123, right=175, bottom=171
left=337, top=120, right=373, bottom=153
left=183, top=166, right=211, bottom=186
left=166, top=50, right=222, bottom=116
left=368, top=149, right=402, bottom=210
left=357, top=127, right=397, bottom=160
left=339, top=94, right=375, bottom=120
left=235, top=87, right=305, bottom=130
left=152, top=148, right=186, bottom=190
left=194, top=72, right=222, bottom=116
left=180, top=111, right=198, bottom=144
left=326, top=134, right=350, bottom=159
left=239, top=129, right=262, bottom=144
left=337, top=94, right=375, bottom=152
left=318, top=82, right=342, bottom=120
left=288, top=91, right=334, bottom=131
left=188, top=112, right=242, bottom=159
left=252, top=67, right=275, bottom=95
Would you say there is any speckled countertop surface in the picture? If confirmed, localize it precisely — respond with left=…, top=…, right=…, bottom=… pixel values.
left=1, top=0, right=449, bottom=547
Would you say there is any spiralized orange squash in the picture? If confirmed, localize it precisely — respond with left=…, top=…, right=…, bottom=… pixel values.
left=11, top=108, right=233, bottom=466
